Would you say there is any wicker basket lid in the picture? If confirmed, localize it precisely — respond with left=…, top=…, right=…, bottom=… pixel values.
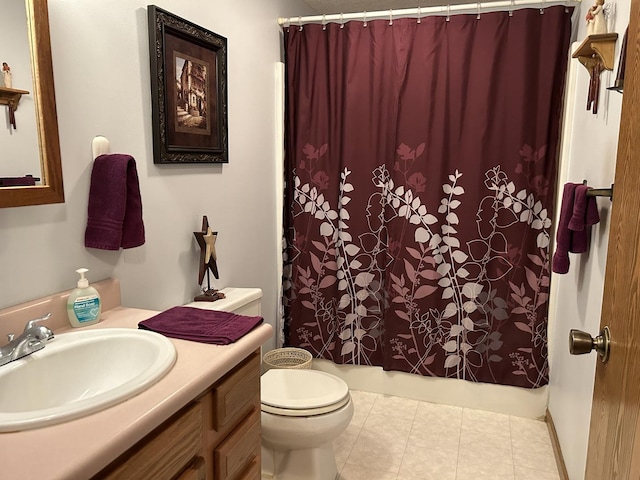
left=263, top=347, right=312, bottom=369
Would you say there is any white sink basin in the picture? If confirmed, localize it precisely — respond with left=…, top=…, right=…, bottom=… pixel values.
left=0, top=328, right=176, bottom=432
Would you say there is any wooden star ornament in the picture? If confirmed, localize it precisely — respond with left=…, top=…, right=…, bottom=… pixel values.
left=193, top=216, right=219, bottom=285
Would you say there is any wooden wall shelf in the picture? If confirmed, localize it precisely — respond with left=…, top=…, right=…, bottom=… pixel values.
left=572, top=33, right=619, bottom=72
left=0, top=86, right=29, bottom=111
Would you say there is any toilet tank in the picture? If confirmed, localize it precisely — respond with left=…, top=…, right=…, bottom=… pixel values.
left=186, top=287, right=262, bottom=316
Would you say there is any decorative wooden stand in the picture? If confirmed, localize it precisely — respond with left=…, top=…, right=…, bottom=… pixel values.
left=194, top=288, right=226, bottom=302
left=193, top=215, right=224, bottom=302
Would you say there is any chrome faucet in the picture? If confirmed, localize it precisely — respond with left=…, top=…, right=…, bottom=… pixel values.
left=0, top=313, right=54, bottom=367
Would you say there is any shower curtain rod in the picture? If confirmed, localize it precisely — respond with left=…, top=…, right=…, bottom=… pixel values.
left=278, top=0, right=581, bottom=25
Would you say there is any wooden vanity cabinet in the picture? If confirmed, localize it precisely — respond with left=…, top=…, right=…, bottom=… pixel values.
left=95, top=350, right=261, bottom=480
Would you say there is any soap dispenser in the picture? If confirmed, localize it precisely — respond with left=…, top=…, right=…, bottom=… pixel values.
left=67, top=268, right=101, bottom=327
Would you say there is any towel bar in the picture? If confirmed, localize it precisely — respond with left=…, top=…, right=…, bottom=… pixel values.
left=583, top=180, right=614, bottom=200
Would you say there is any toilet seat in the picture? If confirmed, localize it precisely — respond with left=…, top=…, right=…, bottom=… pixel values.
left=261, top=369, right=350, bottom=417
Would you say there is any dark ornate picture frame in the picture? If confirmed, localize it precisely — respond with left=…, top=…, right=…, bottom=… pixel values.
left=148, top=5, right=228, bottom=164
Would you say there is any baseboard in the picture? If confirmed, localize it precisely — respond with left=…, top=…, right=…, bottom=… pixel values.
left=546, top=409, right=570, bottom=480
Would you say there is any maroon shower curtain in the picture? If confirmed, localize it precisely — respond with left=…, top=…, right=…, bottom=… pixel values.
left=283, top=7, right=572, bottom=388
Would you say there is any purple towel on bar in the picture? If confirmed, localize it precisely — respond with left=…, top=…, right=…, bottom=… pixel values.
left=85, top=154, right=145, bottom=250
left=552, top=183, right=601, bottom=274
left=552, top=183, right=578, bottom=274
left=138, top=306, right=263, bottom=345
left=567, top=185, right=600, bottom=255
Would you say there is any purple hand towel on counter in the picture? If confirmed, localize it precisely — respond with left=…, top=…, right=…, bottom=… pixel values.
left=138, top=306, right=263, bottom=345
left=85, top=154, right=145, bottom=250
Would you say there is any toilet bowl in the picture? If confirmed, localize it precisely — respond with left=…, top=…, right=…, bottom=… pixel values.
left=261, top=368, right=354, bottom=480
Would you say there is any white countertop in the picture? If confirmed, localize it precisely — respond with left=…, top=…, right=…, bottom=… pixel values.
left=0, top=306, right=272, bottom=480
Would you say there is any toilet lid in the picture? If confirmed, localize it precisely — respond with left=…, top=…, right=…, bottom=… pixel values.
left=261, top=369, right=349, bottom=410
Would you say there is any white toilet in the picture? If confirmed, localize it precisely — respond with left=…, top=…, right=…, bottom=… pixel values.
left=261, top=368, right=354, bottom=480
left=190, top=288, right=353, bottom=479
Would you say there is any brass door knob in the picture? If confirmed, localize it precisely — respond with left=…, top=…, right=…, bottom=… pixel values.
left=569, top=326, right=611, bottom=363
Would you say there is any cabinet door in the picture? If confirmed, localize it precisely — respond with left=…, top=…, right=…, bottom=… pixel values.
left=211, top=351, right=260, bottom=430
left=214, top=410, right=260, bottom=480
left=95, top=402, right=203, bottom=480
left=234, top=458, right=261, bottom=480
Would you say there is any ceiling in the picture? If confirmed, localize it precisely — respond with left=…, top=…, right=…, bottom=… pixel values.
left=301, top=0, right=468, bottom=14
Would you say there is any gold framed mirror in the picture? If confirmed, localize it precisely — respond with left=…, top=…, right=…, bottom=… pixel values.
left=0, top=0, right=63, bottom=208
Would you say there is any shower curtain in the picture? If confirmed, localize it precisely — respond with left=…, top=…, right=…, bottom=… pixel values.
left=282, top=7, right=573, bottom=388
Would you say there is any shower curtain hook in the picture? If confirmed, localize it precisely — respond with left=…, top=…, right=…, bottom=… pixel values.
left=389, top=9, right=393, bottom=26
left=509, top=0, right=514, bottom=16
left=285, top=17, right=291, bottom=33
left=298, top=16, right=303, bottom=31
left=340, top=12, right=345, bottom=29
left=322, top=14, right=327, bottom=30
left=363, top=10, right=368, bottom=27
left=446, top=4, right=451, bottom=22
left=540, top=0, right=545, bottom=14
left=417, top=6, right=422, bottom=24
left=476, top=1, right=481, bottom=19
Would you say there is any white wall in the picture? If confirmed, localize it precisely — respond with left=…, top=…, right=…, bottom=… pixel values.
left=1, top=0, right=40, bottom=178
left=547, top=2, right=630, bottom=478
left=0, top=0, right=315, bottom=353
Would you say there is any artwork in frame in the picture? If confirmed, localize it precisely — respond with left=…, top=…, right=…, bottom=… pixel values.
left=148, top=5, right=228, bottom=164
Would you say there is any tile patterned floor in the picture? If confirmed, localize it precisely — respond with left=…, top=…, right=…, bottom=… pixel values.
left=334, top=391, right=561, bottom=480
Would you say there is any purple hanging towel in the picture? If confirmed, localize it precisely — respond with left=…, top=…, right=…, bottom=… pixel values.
left=85, top=154, right=145, bottom=250
left=552, top=183, right=578, bottom=274
left=552, top=183, right=601, bottom=274
left=567, top=184, right=600, bottom=253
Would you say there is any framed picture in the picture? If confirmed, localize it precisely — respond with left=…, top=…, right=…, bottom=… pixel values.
left=148, top=5, right=228, bottom=164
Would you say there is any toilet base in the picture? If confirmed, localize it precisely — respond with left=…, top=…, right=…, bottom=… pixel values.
left=261, top=442, right=338, bottom=480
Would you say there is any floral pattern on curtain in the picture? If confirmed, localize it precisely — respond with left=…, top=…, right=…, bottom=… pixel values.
left=283, top=8, right=573, bottom=388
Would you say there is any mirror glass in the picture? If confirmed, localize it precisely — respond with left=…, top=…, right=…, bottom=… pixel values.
left=0, top=0, right=64, bottom=208
left=1, top=1, right=40, bottom=179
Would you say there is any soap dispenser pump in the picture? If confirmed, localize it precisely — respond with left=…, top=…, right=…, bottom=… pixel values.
left=67, top=268, right=102, bottom=327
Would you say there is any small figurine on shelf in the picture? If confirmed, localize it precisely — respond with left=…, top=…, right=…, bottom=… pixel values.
left=586, top=0, right=607, bottom=35
left=193, top=215, right=225, bottom=302
left=2, top=62, right=12, bottom=89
